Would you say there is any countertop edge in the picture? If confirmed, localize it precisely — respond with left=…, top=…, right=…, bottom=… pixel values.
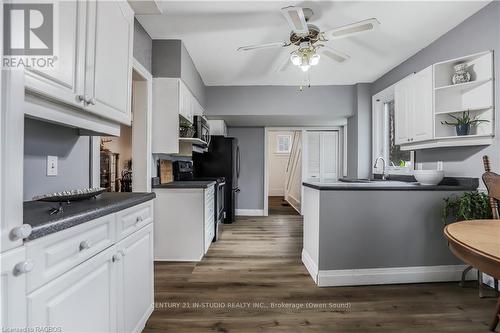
left=26, top=193, right=156, bottom=241
left=302, top=182, right=478, bottom=191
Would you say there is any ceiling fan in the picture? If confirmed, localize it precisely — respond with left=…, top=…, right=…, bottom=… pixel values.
left=237, top=6, right=380, bottom=72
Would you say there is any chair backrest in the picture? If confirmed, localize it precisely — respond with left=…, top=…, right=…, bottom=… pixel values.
left=482, top=155, right=500, bottom=219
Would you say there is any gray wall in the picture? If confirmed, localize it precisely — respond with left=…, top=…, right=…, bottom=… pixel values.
left=24, top=118, right=90, bottom=201
left=206, top=85, right=355, bottom=119
left=152, top=40, right=206, bottom=106
left=372, top=2, right=500, bottom=181
left=227, top=127, right=265, bottom=210
left=318, top=190, right=462, bottom=270
left=346, top=83, right=372, bottom=179
left=133, top=19, right=152, bottom=73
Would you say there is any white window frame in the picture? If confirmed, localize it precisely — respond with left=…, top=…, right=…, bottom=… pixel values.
left=372, top=84, right=415, bottom=175
left=275, top=134, right=292, bottom=154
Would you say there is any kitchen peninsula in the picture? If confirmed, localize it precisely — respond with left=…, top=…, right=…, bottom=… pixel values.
left=302, top=178, right=479, bottom=287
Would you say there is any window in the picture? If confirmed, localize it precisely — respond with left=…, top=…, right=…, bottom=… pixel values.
left=372, top=93, right=414, bottom=174
left=276, top=135, right=292, bottom=154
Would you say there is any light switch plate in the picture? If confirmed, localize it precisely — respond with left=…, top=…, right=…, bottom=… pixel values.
left=437, top=161, right=444, bottom=171
left=47, top=156, right=58, bottom=176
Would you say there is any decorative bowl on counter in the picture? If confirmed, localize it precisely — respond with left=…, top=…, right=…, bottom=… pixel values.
left=413, top=170, right=445, bottom=185
left=33, top=187, right=105, bottom=202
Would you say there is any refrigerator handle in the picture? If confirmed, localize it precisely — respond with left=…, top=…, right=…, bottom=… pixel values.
left=236, top=146, right=241, bottom=178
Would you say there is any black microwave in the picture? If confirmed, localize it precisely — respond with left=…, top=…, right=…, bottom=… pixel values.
left=194, top=116, right=210, bottom=145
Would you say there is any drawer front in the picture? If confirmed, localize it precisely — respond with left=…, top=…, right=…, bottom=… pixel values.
left=116, top=201, right=153, bottom=241
left=26, top=214, right=116, bottom=293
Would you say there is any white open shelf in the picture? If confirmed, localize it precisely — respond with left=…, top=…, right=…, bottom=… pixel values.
left=433, top=50, right=494, bottom=142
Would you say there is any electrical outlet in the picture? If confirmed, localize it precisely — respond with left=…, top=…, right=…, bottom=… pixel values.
left=437, top=161, right=444, bottom=171
left=47, top=156, right=58, bottom=176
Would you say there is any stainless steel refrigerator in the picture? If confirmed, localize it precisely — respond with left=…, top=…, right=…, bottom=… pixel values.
left=192, top=136, right=240, bottom=223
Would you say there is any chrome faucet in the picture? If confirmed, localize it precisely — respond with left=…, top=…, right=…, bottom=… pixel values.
left=373, top=157, right=388, bottom=180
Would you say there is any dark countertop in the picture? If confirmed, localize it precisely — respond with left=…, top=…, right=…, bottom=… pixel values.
left=303, top=177, right=479, bottom=191
left=152, top=181, right=216, bottom=189
left=24, top=192, right=156, bottom=241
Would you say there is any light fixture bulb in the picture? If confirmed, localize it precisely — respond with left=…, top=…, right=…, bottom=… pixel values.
left=310, top=53, right=320, bottom=66
left=290, top=53, right=302, bottom=66
left=300, top=64, right=310, bottom=72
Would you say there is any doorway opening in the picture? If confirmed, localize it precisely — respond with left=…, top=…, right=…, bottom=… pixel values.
left=266, top=130, right=302, bottom=216
left=97, top=59, right=152, bottom=193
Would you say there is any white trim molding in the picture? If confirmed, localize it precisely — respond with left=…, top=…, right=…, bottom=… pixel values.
left=235, top=209, right=265, bottom=216
left=301, top=250, right=318, bottom=283
left=316, top=265, right=476, bottom=287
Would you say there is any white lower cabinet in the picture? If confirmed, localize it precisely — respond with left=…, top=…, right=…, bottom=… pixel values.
left=2, top=201, right=155, bottom=333
left=116, top=224, right=154, bottom=333
left=0, top=247, right=29, bottom=330
left=27, top=245, right=118, bottom=333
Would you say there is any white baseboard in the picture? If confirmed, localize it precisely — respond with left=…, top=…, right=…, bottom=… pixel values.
left=301, top=249, right=318, bottom=283
left=235, top=209, right=264, bottom=216
left=316, top=265, right=476, bottom=287
left=269, top=189, right=284, bottom=196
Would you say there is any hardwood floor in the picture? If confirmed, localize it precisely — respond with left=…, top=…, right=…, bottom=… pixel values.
left=268, top=196, right=300, bottom=215
left=144, top=215, right=497, bottom=332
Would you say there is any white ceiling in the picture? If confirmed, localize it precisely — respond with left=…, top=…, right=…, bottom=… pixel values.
left=137, top=1, right=490, bottom=86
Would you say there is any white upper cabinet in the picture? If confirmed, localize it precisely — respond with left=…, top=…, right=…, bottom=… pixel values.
left=394, top=51, right=494, bottom=150
left=394, top=74, right=413, bottom=145
left=152, top=78, right=205, bottom=154
left=24, top=0, right=134, bottom=127
left=394, top=66, right=433, bottom=145
left=85, top=0, right=134, bottom=124
left=24, top=0, right=86, bottom=108
left=411, top=66, right=434, bottom=142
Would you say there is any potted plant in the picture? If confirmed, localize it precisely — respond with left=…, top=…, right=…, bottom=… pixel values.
left=442, top=191, right=492, bottom=224
left=441, top=111, right=489, bottom=136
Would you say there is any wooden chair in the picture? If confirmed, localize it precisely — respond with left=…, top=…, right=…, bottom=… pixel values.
left=481, top=156, right=500, bottom=298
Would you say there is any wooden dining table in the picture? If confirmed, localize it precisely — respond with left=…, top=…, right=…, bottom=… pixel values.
left=444, top=220, right=500, bottom=331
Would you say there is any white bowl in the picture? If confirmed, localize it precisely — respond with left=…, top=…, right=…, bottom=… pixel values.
left=413, top=170, right=445, bottom=185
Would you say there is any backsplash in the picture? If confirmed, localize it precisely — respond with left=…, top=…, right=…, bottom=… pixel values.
left=23, top=118, right=91, bottom=201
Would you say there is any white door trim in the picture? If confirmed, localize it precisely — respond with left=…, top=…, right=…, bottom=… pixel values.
left=264, top=126, right=345, bottom=217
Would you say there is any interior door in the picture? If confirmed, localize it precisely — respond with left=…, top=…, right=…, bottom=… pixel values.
left=27, top=246, right=117, bottom=333
left=85, top=0, right=133, bottom=124
left=116, top=225, right=154, bottom=333
left=24, top=0, right=86, bottom=109
left=306, top=132, right=321, bottom=182
left=412, top=66, right=434, bottom=142
left=320, top=131, right=339, bottom=182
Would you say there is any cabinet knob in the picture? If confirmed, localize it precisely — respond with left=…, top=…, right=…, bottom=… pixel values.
left=10, top=224, right=32, bottom=240
left=88, top=97, right=96, bottom=105
left=14, top=260, right=34, bottom=275
left=112, top=252, right=123, bottom=262
left=79, top=240, right=92, bottom=251
left=77, top=95, right=86, bottom=103
left=135, top=216, right=143, bottom=225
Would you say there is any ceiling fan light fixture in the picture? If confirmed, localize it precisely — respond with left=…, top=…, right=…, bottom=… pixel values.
left=290, top=52, right=302, bottom=66
left=300, top=64, right=311, bottom=72
left=310, top=53, right=320, bottom=66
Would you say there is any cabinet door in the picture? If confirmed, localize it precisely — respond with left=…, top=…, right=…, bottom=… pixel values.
left=306, top=132, right=321, bottom=182
left=0, top=247, right=28, bottom=330
left=116, top=225, right=154, bottom=333
left=24, top=0, right=86, bottom=108
left=27, top=246, right=117, bottom=333
left=411, top=66, right=434, bottom=142
left=394, top=75, right=412, bottom=145
left=85, top=0, right=134, bottom=124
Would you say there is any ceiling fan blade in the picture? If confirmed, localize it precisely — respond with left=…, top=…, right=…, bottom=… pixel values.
left=325, top=18, right=380, bottom=39
left=281, top=6, right=309, bottom=36
left=275, top=52, right=292, bottom=72
left=319, top=47, right=350, bottom=63
left=237, top=41, right=288, bottom=51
